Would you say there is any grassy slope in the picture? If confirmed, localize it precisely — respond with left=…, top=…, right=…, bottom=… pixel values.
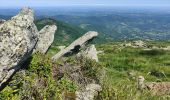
left=1, top=41, right=170, bottom=100
left=96, top=41, right=170, bottom=99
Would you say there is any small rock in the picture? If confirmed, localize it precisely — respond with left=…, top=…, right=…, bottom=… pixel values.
left=76, top=84, right=102, bottom=100
left=137, top=76, right=170, bottom=95
left=83, top=45, right=99, bottom=62
left=133, top=40, right=146, bottom=48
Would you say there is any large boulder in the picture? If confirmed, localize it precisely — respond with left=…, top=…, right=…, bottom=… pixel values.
left=0, top=7, right=38, bottom=86
left=52, top=31, right=98, bottom=60
left=0, top=7, right=57, bottom=86
left=0, top=8, right=57, bottom=87
left=35, top=25, right=57, bottom=54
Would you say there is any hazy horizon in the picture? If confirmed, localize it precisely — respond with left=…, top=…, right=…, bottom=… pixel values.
left=0, top=0, right=170, bottom=8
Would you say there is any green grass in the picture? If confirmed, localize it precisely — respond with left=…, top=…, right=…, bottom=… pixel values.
left=95, top=41, right=170, bottom=99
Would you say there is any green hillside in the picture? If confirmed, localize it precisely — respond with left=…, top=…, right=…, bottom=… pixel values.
left=35, top=18, right=87, bottom=46
left=55, top=13, right=170, bottom=41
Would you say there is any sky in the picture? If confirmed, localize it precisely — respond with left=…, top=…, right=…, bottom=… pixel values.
left=0, top=0, right=170, bottom=8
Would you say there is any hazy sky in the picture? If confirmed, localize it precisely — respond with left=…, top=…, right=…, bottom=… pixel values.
left=0, top=0, right=170, bottom=8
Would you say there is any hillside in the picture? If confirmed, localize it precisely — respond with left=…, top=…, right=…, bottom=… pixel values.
left=35, top=18, right=87, bottom=46
left=96, top=41, right=170, bottom=99
left=1, top=40, right=170, bottom=100
left=54, top=12, right=170, bottom=41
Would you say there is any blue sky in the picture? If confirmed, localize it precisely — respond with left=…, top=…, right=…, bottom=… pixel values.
left=0, top=0, right=170, bottom=7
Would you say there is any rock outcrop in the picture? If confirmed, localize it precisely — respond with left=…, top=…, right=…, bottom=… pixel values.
left=52, top=31, right=98, bottom=60
left=75, top=84, right=102, bottom=100
left=137, top=76, right=170, bottom=95
left=0, top=7, right=57, bottom=86
left=0, top=7, right=38, bottom=86
left=35, top=25, right=57, bottom=54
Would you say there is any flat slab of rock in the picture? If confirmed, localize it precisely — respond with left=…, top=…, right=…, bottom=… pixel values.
left=52, top=31, right=98, bottom=60
left=35, top=25, right=57, bottom=54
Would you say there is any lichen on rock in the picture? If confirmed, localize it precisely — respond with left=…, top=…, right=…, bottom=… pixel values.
left=0, top=7, right=41, bottom=86
left=0, top=6, right=59, bottom=86
left=35, top=25, right=57, bottom=54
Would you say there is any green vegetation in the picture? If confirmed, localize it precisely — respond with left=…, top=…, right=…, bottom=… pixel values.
left=0, top=52, right=102, bottom=100
left=0, top=53, right=62, bottom=100
left=95, top=41, right=170, bottom=99
left=1, top=41, right=170, bottom=100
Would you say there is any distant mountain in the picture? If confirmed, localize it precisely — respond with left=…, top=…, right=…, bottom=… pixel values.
left=52, top=13, right=170, bottom=41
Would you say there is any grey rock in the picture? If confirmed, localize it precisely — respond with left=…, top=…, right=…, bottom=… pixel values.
left=0, top=7, right=38, bottom=86
left=75, top=84, right=102, bottom=100
left=52, top=31, right=98, bottom=60
left=132, top=40, right=146, bottom=48
left=35, top=25, right=57, bottom=54
left=137, top=76, right=170, bottom=95
left=77, top=45, right=99, bottom=62
left=84, top=45, right=99, bottom=62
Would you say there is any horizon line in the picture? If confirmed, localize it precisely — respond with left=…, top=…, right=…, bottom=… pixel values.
left=1, top=4, right=170, bottom=8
